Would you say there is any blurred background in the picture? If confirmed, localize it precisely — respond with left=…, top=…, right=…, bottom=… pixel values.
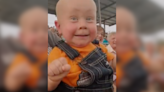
left=0, top=0, right=164, bottom=92
left=0, top=0, right=47, bottom=92
left=117, top=0, right=164, bottom=92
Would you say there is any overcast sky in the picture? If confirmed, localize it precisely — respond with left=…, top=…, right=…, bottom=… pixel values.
left=150, top=0, right=164, bottom=9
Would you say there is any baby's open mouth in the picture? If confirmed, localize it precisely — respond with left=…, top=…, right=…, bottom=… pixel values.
left=74, top=34, right=89, bottom=37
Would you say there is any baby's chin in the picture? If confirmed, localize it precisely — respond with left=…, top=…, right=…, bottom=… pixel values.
left=68, top=41, right=90, bottom=48
left=74, top=44, right=88, bottom=48
left=32, top=46, right=47, bottom=54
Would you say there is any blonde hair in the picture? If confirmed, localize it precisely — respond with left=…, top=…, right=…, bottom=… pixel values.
left=107, top=32, right=116, bottom=39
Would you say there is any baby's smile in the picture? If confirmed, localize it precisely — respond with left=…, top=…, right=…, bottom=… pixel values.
left=74, top=34, right=89, bottom=39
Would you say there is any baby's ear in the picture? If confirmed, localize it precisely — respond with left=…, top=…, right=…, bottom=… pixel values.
left=55, top=21, right=61, bottom=34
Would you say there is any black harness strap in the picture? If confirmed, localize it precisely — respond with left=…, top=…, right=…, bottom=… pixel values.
left=20, top=49, right=37, bottom=63
left=55, top=39, right=100, bottom=60
left=56, top=40, right=79, bottom=60
left=48, top=30, right=79, bottom=60
left=55, top=39, right=99, bottom=60
left=48, top=30, right=61, bottom=48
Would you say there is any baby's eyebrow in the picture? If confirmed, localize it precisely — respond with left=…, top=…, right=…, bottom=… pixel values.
left=71, top=8, right=95, bottom=12
left=71, top=8, right=80, bottom=12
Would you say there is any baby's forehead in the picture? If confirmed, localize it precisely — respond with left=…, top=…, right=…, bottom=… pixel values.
left=19, top=7, right=46, bottom=25
left=56, top=0, right=96, bottom=17
left=117, top=7, right=136, bottom=21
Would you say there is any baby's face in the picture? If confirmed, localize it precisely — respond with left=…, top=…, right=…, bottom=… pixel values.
left=21, top=8, right=48, bottom=53
left=56, top=0, right=97, bottom=47
left=116, top=7, right=137, bottom=53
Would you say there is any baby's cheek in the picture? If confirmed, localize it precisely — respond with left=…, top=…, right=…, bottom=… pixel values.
left=67, top=23, right=77, bottom=32
left=29, top=34, right=37, bottom=46
left=23, top=34, right=35, bottom=49
left=128, top=34, right=136, bottom=43
left=62, top=24, right=77, bottom=40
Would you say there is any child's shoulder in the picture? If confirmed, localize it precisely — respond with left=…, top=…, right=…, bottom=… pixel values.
left=51, top=46, right=62, bottom=52
left=48, top=47, right=63, bottom=63
left=13, top=53, right=28, bottom=63
left=49, top=46, right=64, bottom=57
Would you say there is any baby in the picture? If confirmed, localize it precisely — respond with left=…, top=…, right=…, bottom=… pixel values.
left=48, top=0, right=115, bottom=92
left=5, top=6, right=48, bottom=92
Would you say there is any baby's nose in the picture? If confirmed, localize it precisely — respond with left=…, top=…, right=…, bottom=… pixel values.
left=79, top=26, right=87, bottom=29
left=79, top=20, right=87, bottom=29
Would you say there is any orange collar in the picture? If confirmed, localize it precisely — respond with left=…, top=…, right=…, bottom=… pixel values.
left=117, top=50, right=136, bottom=65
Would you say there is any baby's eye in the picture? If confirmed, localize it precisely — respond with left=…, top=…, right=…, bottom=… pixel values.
left=86, top=17, right=92, bottom=20
left=86, top=17, right=93, bottom=22
left=86, top=18, right=91, bottom=20
left=71, top=17, right=78, bottom=21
